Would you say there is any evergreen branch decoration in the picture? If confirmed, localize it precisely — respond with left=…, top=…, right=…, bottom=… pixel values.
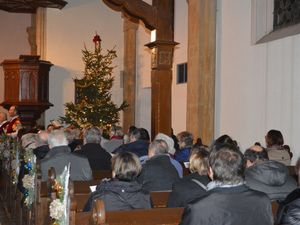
left=60, top=34, right=128, bottom=129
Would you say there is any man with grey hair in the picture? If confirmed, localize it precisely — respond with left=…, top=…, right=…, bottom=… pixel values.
left=76, top=126, right=111, bottom=170
left=40, top=130, right=92, bottom=181
left=155, top=133, right=183, bottom=178
left=138, top=139, right=179, bottom=191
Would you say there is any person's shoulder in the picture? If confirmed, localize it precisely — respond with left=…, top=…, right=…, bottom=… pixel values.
left=185, top=192, right=211, bottom=209
left=71, top=152, right=89, bottom=161
left=245, top=187, right=271, bottom=201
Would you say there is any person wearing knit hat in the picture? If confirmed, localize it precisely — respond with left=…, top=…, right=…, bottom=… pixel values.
left=155, top=133, right=183, bottom=178
left=155, top=133, right=176, bottom=155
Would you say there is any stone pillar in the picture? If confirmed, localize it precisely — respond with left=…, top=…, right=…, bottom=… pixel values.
left=186, top=0, right=216, bottom=145
left=123, top=17, right=138, bottom=132
left=36, top=8, right=47, bottom=60
left=35, top=8, right=47, bottom=125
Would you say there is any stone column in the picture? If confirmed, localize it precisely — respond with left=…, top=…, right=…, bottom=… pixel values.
left=36, top=8, right=47, bottom=60
left=123, top=17, right=138, bottom=132
left=186, top=0, right=216, bottom=145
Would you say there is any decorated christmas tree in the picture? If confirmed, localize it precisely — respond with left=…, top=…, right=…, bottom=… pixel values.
left=61, top=34, right=127, bottom=128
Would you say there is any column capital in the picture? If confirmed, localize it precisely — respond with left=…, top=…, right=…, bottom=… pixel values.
left=145, top=40, right=178, bottom=69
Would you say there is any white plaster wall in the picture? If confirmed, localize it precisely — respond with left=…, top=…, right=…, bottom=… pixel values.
left=172, top=0, right=188, bottom=135
left=217, top=0, right=300, bottom=164
left=45, top=0, right=124, bottom=126
left=135, top=22, right=151, bottom=133
left=0, top=11, right=30, bottom=113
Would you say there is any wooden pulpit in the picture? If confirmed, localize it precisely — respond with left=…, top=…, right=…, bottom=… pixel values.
left=1, top=55, right=53, bottom=127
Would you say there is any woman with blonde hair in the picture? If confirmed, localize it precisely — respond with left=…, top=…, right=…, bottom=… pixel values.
left=167, top=146, right=210, bottom=207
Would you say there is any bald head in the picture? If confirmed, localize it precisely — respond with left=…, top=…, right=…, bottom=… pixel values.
left=37, top=130, right=49, bottom=146
left=249, top=145, right=264, bottom=152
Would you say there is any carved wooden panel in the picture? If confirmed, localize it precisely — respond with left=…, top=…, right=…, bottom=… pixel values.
left=20, top=70, right=38, bottom=101
left=1, top=56, right=53, bottom=126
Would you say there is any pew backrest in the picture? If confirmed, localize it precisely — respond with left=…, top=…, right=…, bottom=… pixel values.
left=150, top=191, right=171, bottom=208
left=92, top=170, right=112, bottom=180
left=74, top=199, right=184, bottom=225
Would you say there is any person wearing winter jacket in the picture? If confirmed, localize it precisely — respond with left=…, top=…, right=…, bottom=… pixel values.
left=244, top=146, right=297, bottom=201
left=83, top=151, right=151, bottom=211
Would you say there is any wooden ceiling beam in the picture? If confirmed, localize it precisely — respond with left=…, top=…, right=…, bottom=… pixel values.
left=0, top=0, right=67, bottom=13
left=103, top=0, right=155, bottom=30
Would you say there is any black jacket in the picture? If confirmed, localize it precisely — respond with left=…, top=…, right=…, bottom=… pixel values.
left=137, top=154, right=179, bottom=191
left=113, top=140, right=149, bottom=157
left=245, top=160, right=297, bottom=201
left=180, top=184, right=273, bottom=225
left=83, top=179, right=151, bottom=211
left=167, top=173, right=210, bottom=208
left=76, top=143, right=112, bottom=170
left=33, top=145, right=50, bottom=160
left=276, top=188, right=300, bottom=225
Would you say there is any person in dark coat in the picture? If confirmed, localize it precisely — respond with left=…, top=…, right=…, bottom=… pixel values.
left=180, top=144, right=273, bottom=225
left=168, top=146, right=210, bottom=207
left=84, top=151, right=151, bottom=211
left=137, top=139, right=179, bottom=191
left=244, top=146, right=297, bottom=201
left=113, top=128, right=149, bottom=157
left=33, top=130, right=50, bottom=160
left=174, top=131, right=193, bottom=163
left=75, top=126, right=111, bottom=170
left=40, top=130, right=92, bottom=181
left=276, top=157, right=300, bottom=225
left=276, top=188, right=300, bottom=225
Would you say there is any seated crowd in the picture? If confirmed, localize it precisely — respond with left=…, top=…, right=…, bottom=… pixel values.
left=1, top=108, right=299, bottom=225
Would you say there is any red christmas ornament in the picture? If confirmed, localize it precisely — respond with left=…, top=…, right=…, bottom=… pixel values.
left=93, top=34, right=101, bottom=43
left=93, top=33, right=101, bottom=51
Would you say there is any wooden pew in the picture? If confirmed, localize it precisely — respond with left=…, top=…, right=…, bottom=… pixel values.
left=92, top=170, right=112, bottom=180
left=74, top=199, right=184, bottom=225
left=72, top=193, right=90, bottom=212
left=40, top=179, right=100, bottom=197
left=69, top=189, right=173, bottom=212
left=150, top=191, right=171, bottom=208
left=70, top=190, right=172, bottom=212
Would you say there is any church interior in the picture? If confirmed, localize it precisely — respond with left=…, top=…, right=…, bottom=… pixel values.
left=0, top=0, right=300, bottom=223
left=1, top=0, right=299, bottom=161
